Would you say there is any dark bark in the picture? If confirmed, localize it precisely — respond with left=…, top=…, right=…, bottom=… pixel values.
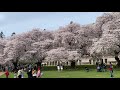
left=115, top=56, right=120, bottom=67
left=36, top=61, right=42, bottom=69
left=11, top=32, right=16, bottom=36
left=105, top=59, right=107, bottom=64
left=12, top=59, right=19, bottom=71
left=101, top=59, right=104, bottom=66
left=114, top=50, right=120, bottom=67
left=13, top=62, right=18, bottom=71
left=71, top=61, right=75, bottom=68
left=0, top=32, right=4, bottom=38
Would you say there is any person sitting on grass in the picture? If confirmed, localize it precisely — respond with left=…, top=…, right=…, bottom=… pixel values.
left=99, top=65, right=103, bottom=72
left=85, top=67, right=89, bottom=72
left=97, top=65, right=100, bottom=72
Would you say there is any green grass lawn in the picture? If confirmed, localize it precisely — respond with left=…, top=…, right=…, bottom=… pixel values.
left=1, top=69, right=120, bottom=78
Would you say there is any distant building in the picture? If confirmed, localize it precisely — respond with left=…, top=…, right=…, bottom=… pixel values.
left=42, top=56, right=117, bottom=66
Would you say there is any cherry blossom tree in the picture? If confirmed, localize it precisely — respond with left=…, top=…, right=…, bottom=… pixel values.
left=57, top=22, right=81, bottom=34
left=89, top=12, right=120, bottom=66
left=67, top=50, right=81, bottom=68
left=1, top=12, right=120, bottom=68
left=3, top=39, right=28, bottom=70
left=46, top=47, right=68, bottom=63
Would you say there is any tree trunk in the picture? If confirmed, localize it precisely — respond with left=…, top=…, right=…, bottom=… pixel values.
left=36, top=62, right=41, bottom=69
left=114, top=50, right=120, bottom=67
left=12, top=59, right=19, bottom=72
left=101, top=59, right=103, bottom=64
left=115, top=56, right=120, bottom=67
left=13, top=62, right=18, bottom=71
left=71, top=61, right=75, bottom=68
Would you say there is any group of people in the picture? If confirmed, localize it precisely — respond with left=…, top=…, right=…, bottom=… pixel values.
left=96, top=62, right=114, bottom=78
left=3, top=61, right=114, bottom=78
left=57, top=63, right=63, bottom=71
left=0, top=65, right=13, bottom=72
left=96, top=63, right=107, bottom=72
left=84, top=61, right=114, bottom=78
left=4, top=65, right=42, bottom=78
left=27, top=66, right=41, bottom=78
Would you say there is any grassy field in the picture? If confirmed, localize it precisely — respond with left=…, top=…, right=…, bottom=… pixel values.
left=1, top=69, right=120, bottom=78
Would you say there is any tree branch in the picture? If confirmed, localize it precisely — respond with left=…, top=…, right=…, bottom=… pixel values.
left=117, top=44, right=120, bottom=48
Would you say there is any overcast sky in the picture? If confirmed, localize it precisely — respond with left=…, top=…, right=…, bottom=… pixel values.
left=0, top=12, right=104, bottom=36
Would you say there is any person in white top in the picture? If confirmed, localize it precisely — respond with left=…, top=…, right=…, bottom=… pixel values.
left=32, top=66, right=37, bottom=78
left=17, top=68, right=22, bottom=78
left=60, top=63, right=63, bottom=71
left=57, top=64, right=60, bottom=71
left=21, top=68, right=24, bottom=78
left=14, top=71, right=17, bottom=78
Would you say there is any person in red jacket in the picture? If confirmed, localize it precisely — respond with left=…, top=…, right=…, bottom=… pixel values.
left=109, top=62, right=114, bottom=78
left=5, top=70, right=9, bottom=78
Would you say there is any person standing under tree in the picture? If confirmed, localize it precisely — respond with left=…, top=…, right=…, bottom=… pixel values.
left=109, top=62, right=114, bottom=78
left=103, top=63, right=107, bottom=72
left=27, top=67, right=32, bottom=78
left=60, top=63, right=63, bottom=71
left=57, top=63, right=60, bottom=72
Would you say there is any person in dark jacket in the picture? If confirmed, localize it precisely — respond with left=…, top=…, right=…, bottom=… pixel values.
left=103, top=63, right=107, bottom=72
left=27, top=67, right=33, bottom=78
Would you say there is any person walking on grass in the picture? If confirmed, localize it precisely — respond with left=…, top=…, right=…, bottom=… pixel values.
left=5, top=69, right=9, bottom=78
left=109, top=62, right=114, bottom=78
